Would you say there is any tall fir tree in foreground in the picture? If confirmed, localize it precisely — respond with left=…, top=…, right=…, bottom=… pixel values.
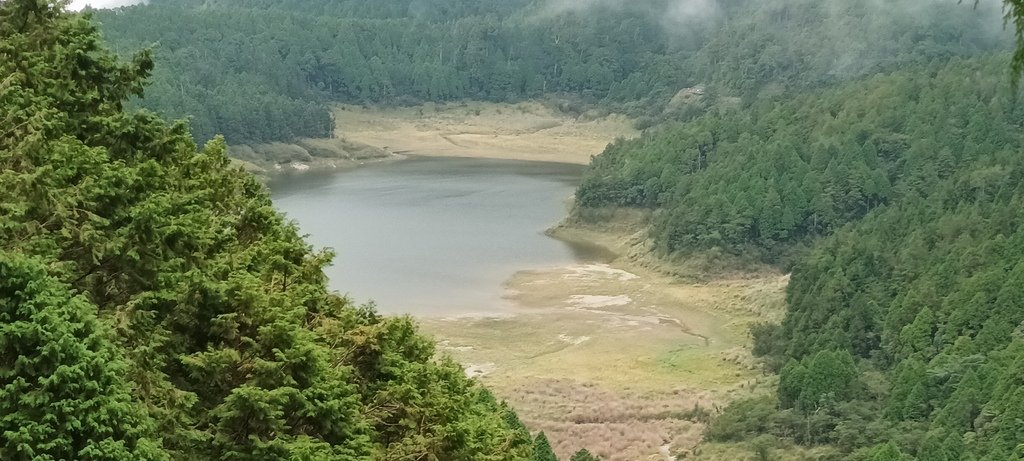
left=0, top=1, right=534, bottom=459
left=0, top=253, right=169, bottom=461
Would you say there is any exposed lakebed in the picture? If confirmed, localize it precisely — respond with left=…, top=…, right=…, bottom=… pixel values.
left=269, top=156, right=612, bottom=315
left=270, top=155, right=785, bottom=460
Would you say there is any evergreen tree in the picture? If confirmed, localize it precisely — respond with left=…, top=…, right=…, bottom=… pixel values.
left=915, top=430, right=963, bottom=461
left=777, top=359, right=808, bottom=409
left=533, top=432, right=558, bottom=461
left=87, top=0, right=1014, bottom=149
left=870, top=442, right=906, bottom=461
left=569, top=448, right=600, bottom=461
left=0, top=252, right=169, bottom=461
left=796, top=350, right=859, bottom=411
left=897, top=307, right=937, bottom=360
left=0, top=2, right=536, bottom=460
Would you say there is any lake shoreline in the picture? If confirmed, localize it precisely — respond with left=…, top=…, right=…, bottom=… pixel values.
left=421, top=213, right=788, bottom=460
left=266, top=110, right=784, bottom=460
left=269, top=156, right=593, bottom=316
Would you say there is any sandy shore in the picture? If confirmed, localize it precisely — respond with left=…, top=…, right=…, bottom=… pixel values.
left=420, top=222, right=787, bottom=461
left=333, top=101, right=637, bottom=165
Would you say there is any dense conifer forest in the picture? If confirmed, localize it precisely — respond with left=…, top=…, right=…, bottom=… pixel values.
left=572, top=2, right=1024, bottom=460
left=8, top=0, right=1024, bottom=459
left=92, top=0, right=1007, bottom=145
left=0, top=2, right=535, bottom=459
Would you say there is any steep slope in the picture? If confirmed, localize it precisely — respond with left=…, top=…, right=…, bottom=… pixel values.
left=0, top=2, right=531, bottom=459
left=704, top=81, right=1024, bottom=455
left=574, top=15, right=1024, bottom=461
left=579, top=55, right=1021, bottom=263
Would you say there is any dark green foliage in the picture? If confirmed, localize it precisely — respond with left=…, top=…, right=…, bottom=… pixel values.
left=533, top=432, right=558, bottom=461
left=12, top=0, right=1024, bottom=459
left=915, top=429, right=964, bottom=461
left=0, top=253, right=169, bottom=461
left=334, top=315, right=533, bottom=460
left=163, top=0, right=533, bottom=21
left=92, top=0, right=690, bottom=145
left=87, top=0, right=1009, bottom=147
left=885, top=358, right=929, bottom=421
left=580, top=55, right=1021, bottom=263
left=696, top=56, right=1024, bottom=455
left=792, top=350, right=859, bottom=411
left=0, top=2, right=533, bottom=460
left=704, top=397, right=777, bottom=442
left=571, top=3, right=1024, bottom=459
left=766, top=97, right=1024, bottom=456
left=678, top=51, right=1024, bottom=461
left=569, top=448, right=600, bottom=461
left=750, top=322, right=784, bottom=359
left=1005, top=0, right=1024, bottom=83
left=869, top=442, right=907, bottom=461
left=777, top=360, right=807, bottom=409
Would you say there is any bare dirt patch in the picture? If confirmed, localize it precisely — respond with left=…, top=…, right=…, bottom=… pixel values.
left=229, top=137, right=396, bottom=174
left=332, top=101, right=637, bottom=164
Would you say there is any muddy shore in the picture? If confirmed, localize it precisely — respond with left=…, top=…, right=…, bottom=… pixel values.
left=419, top=221, right=787, bottom=460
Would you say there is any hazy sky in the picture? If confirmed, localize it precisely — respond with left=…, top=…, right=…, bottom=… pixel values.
left=68, top=0, right=144, bottom=11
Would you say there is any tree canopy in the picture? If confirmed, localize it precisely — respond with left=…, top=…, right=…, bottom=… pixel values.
left=569, top=2, right=1024, bottom=460
left=0, top=1, right=533, bottom=459
left=87, top=0, right=1010, bottom=148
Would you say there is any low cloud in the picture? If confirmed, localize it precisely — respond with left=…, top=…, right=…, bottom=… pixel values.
left=68, top=0, right=145, bottom=12
left=542, top=0, right=721, bottom=24
left=664, top=0, right=721, bottom=24
left=541, top=0, right=1006, bottom=27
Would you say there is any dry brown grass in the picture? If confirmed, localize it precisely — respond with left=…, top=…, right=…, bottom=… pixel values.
left=693, top=441, right=840, bottom=461
left=332, top=101, right=637, bottom=164
left=505, top=378, right=709, bottom=460
left=420, top=222, right=787, bottom=460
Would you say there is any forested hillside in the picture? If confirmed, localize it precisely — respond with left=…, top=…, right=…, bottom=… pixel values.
left=570, top=2, right=1024, bottom=460
left=91, top=0, right=1006, bottom=146
left=676, top=55, right=1024, bottom=460
left=93, top=0, right=685, bottom=144
left=0, top=2, right=534, bottom=459
left=579, top=55, right=1022, bottom=262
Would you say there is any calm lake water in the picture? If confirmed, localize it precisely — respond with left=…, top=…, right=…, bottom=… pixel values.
left=269, top=156, right=611, bottom=316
